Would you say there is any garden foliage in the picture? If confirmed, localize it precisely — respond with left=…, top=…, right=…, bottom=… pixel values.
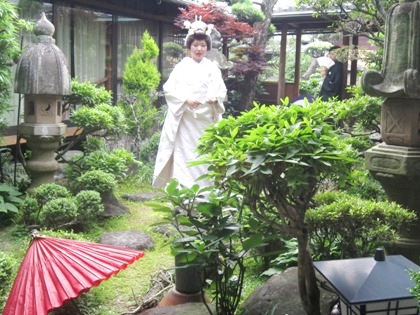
left=307, top=191, right=417, bottom=259
left=155, top=179, right=264, bottom=315
left=195, top=100, right=357, bottom=314
left=18, top=183, right=104, bottom=231
left=118, top=30, right=160, bottom=152
left=0, top=1, right=30, bottom=133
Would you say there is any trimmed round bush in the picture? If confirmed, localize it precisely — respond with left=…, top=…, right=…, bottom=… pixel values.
left=33, top=183, right=71, bottom=206
left=18, top=197, right=40, bottom=225
left=39, top=197, right=78, bottom=229
left=76, top=170, right=116, bottom=195
left=74, top=190, right=104, bottom=224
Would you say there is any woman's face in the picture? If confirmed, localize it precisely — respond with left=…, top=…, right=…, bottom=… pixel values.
left=189, top=39, right=208, bottom=62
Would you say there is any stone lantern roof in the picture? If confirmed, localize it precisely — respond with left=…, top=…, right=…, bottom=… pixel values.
left=14, top=12, right=71, bottom=96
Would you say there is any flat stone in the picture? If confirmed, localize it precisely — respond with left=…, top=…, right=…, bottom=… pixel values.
left=99, top=229, right=155, bottom=251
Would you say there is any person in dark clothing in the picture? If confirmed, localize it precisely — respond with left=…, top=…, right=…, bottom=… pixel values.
left=319, top=46, right=344, bottom=101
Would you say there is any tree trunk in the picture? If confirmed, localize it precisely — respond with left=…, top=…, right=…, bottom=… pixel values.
left=297, top=230, right=321, bottom=315
left=239, top=0, right=278, bottom=111
left=302, top=58, right=319, bottom=80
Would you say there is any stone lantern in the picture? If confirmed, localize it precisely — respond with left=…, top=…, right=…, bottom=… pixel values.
left=314, top=249, right=419, bottom=315
left=15, top=12, right=71, bottom=191
left=361, top=0, right=420, bottom=263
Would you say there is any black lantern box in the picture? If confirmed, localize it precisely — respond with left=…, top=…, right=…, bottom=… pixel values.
left=314, top=251, right=419, bottom=315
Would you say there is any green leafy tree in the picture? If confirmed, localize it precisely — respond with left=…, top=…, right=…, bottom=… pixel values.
left=231, top=0, right=265, bottom=25
left=118, top=30, right=160, bottom=153
left=296, top=0, right=397, bottom=48
left=60, top=79, right=127, bottom=160
left=0, top=2, right=30, bottom=134
left=59, top=80, right=135, bottom=182
left=197, top=101, right=356, bottom=315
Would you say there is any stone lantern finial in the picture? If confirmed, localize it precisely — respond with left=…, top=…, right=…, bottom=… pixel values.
left=15, top=12, right=71, bottom=96
left=15, top=12, right=71, bottom=191
left=34, top=12, right=55, bottom=39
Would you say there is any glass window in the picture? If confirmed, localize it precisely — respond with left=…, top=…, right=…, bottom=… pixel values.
left=161, top=23, right=184, bottom=81
left=56, top=6, right=108, bottom=85
left=117, top=17, right=159, bottom=94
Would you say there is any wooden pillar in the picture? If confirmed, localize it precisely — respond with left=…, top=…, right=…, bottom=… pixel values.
left=350, top=35, right=359, bottom=86
left=277, top=24, right=288, bottom=103
left=105, top=21, right=113, bottom=92
left=111, top=15, right=118, bottom=105
left=294, top=28, right=302, bottom=98
left=342, top=35, right=350, bottom=99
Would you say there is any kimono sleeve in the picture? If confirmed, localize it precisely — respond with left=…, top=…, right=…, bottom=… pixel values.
left=206, top=63, right=227, bottom=115
left=163, top=61, right=189, bottom=116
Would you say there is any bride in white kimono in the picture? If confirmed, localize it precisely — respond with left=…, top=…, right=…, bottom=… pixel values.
left=152, top=22, right=227, bottom=189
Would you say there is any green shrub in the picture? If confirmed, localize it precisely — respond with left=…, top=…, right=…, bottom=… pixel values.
left=156, top=180, right=257, bottom=315
left=0, top=148, right=30, bottom=190
left=82, top=137, right=106, bottom=153
left=66, top=147, right=135, bottom=181
left=31, top=190, right=103, bottom=231
left=63, top=79, right=112, bottom=108
left=232, top=1, right=265, bottom=25
left=261, top=238, right=299, bottom=277
left=71, top=106, right=113, bottom=133
left=33, top=183, right=71, bottom=206
left=74, top=190, right=104, bottom=224
left=299, top=76, right=322, bottom=97
left=330, top=84, right=382, bottom=133
left=344, top=168, right=387, bottom=201
left=0, top=252, right=14, bottom=293
left=40, top=229, right=94, bottom=242
left=18, top=196, right=40, bottom=226
left=83, top=150, right=134, bottom=178
left=0, top=184, right=23, bottom=223
left=162, top=41, right=183, bottom=59
left=39, top=198, right=78, bottom=229
left=410, top=270, right=420, bottom=305
left=139, top=131, right=161, bottom=164
left=0, top=1, right=29, bottom=133
left=307, top=191, right=417, bottom=259
left=76, top=170, right=116, bottom=196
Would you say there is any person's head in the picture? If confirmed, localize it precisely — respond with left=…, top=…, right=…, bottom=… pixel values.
left=184, top=19, right=213, bottom=62
left=186, top=33, right=211, bottom=50
left=328, top=45, right=340, bottom=61
left=186, top=34, right=210, bottom=62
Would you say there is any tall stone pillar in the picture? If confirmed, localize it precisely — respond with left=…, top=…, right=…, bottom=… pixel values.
left=361, top=0, right=420, bottom=263
left=14, top=12, right=71, bottom=192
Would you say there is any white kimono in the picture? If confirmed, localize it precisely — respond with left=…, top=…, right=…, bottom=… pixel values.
left=153, top=57, right=227, bottom=188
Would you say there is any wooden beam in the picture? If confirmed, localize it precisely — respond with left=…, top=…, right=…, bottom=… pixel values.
left=277, top=24, right=288, bottom=103
left=294, top=28, right=302, bottom=98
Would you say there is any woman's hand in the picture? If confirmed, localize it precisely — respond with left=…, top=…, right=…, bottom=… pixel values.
left=206, top=98, right=217, bottom=104
left=186, top=99, right=201, bottom=109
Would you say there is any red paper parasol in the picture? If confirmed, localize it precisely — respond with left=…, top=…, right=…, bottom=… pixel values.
left=2, top=233, right=145, bottom=315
